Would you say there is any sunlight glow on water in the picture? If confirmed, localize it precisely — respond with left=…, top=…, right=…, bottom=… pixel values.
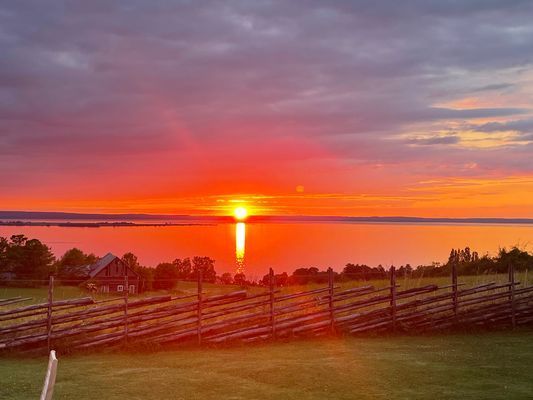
left=235, top=222, right=246, bottom=274
left=0, top=223, right=532, bottom=278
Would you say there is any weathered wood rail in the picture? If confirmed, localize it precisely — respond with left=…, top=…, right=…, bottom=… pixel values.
left=1, top=264, right=532, bottom=354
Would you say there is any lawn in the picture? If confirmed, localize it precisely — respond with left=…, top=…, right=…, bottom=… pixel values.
left=1, top=331, right=532, bottom=400
left=2, top=271, right=531, bottom=306
left=0, top=280, right=256, bottom=305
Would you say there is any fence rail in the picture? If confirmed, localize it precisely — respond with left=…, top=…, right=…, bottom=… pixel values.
left=1, top=265, right=532, bottom=354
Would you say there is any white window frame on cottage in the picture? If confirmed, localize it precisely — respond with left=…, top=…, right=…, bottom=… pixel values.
left=117, top=285, right=124, bottom=292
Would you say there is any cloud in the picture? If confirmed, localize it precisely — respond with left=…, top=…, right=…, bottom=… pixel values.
left=406, top=136, right=460, bottom=145
left=471, top=83, right=515, bottom=92
left=0, top=1, right=532, bottom=211
left=419, top=107, right=527, bottom=120
left=475, top=119, right=533, bottom=133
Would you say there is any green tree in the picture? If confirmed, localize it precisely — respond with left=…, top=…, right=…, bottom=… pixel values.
left=290, top=267, right=330, bottom=284
left=275, top=272, right=289, bottom=286
left=220, top=272, right=233, bottom=285
left=234, top=273, right=246, bottom=287
left=496, top=247, right=533, bottom=272
left=122, top=252, right=140, bottom=269
left=5, top=235, right=28, bottom=276
left=135, top=266, right=154, bottom=292
left=192, top=256, right=216, bottom=283
left=10, top=234, right=28, bottom=246
left=343, top=263, right=374, bottom=280
left=0, top=237, right=9, bottom=274
left=122, top=253, right=153, bottom=292
left=8, top=237, right=55, bottom=284
left=260, top=271, right=288, bottom=286
left=153, top=262, right=179, bottom=290
left=173, top=258, right=192, bottom=279
left=56, top=248, right=97, bottom=284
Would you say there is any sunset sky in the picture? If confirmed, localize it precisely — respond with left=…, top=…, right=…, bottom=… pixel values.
left=1, top=1, right=532, bottom=217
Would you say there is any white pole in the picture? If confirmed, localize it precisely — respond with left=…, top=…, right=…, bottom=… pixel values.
left=40, top=350, right=58, bottom=400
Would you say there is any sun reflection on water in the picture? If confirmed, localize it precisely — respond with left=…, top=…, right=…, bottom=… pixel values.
left=235, top=222, right=246, bottom=274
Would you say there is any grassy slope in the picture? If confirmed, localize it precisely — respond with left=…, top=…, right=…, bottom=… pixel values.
left=1, top=331, right=532, bottom=400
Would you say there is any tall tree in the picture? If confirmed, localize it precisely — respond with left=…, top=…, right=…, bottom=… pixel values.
left=192, top=256, right=216, bottom=283
left=153, top=262, right=179, bottom=290
left=234, top=273, right=246, bottom=287
left=8, top=237, right=55, bottom=284
left=173, top=258, right=192, bottom=279
left=122, top=252, right=153, bottom=292
left=56, top=248, right=97, bottom=284
left=220, top=272, right=233, bottom=285
left=122, top=252, right=140, bottom=269
left=0, top=237, right=9, bottom=273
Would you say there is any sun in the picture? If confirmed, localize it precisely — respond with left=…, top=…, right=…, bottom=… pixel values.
left=234, top=206, right=248, bottom=221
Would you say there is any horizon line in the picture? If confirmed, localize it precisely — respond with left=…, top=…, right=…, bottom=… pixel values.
left=1, top=210, right=533, bottom=225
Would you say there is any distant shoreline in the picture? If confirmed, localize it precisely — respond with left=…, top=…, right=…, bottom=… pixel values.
left=0, top=211, right=532, bottom=225
left=0, top=221, right=213, bottom=228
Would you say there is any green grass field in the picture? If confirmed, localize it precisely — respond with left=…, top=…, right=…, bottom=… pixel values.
left=1, top=275, right=532, bottom=399
left=1, top=331, right=532, bottom=400
left=2, top=271, right=531, bottom=305
left=0, top=280, right=255, bottom=305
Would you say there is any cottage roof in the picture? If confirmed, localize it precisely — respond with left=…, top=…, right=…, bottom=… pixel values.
left=88, top=252, right=120, bottom=278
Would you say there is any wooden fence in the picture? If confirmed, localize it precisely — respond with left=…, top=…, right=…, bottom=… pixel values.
left=1, top=265, right=532, bottom=354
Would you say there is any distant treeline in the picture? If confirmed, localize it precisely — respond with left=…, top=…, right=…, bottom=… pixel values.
left=275, top=246, right=533, bottom=285
left=0, top=235, right=219, bottom=289
left=1, top=234, right=532, bottom=289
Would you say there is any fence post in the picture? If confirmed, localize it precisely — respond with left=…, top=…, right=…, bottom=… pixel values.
left=269, top=268, right=276, bottom=339
left=197, top=269, right=203, bottom=345
left=508, top=263, right=516, bottom=329
left=328, top=267, right=335, bottom=332
left=390, top=266, right=397, bottom=332
left=452, top=262, right=458, bottom=321
left=39, top=350, right=58, bottom=400
left=46, top=276, right=54, bottom=353
left=124, top=270, right=129, bottom=346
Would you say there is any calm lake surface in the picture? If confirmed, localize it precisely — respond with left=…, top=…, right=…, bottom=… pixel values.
left=1, top=222, right=532, bottom=279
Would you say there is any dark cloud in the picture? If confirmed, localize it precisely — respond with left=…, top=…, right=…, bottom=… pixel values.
left=475, top=119, right=533, bottom=133
left=406, top=136, right=460, bottom=146
left=471, top=83, right=515, bottom=92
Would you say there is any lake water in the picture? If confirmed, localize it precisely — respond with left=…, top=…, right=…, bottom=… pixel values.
left=1, top=222, right=532, bottom=279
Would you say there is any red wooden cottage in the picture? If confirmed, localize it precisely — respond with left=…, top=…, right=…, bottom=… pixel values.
left=85, top=253, right=140, bottom=294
